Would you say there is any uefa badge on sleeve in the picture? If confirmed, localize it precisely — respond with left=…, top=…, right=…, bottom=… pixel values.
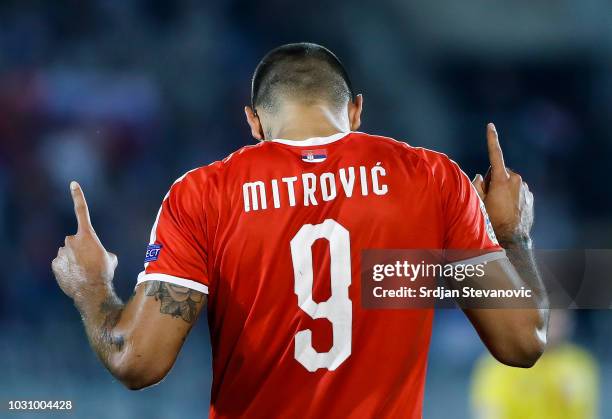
left=144, top=244, right=163, bottom=263
left=478, top=200, right=499, bottom=245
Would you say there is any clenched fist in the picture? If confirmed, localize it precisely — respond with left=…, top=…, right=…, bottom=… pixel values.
left=52, top=181, right=118, bottom=307
left=472, top=123, right=534, bottom=245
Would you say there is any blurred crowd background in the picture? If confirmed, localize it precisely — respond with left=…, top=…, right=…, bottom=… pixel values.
left=1, top=1, right=611, bottom=418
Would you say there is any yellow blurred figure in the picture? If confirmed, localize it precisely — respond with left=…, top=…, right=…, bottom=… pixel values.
left=471, top=311, right=599, bottom=419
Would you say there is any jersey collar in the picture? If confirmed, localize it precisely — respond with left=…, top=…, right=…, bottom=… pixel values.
left=271, top=131, right=351, bottom=147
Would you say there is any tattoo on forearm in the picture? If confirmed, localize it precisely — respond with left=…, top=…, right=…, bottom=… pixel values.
left=99, top=298, right=125, bottom=351
left=501, top=239, right=547, bottom=310
left=144, top=281, right=203, bottom=323
left=501, top=238, right=537, bottom=279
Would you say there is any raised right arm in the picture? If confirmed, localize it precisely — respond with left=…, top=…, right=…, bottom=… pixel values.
left=461, top=124, right=549, bottom=367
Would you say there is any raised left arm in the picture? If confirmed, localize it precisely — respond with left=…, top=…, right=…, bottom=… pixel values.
left=52, top=182, right=206, bottom=389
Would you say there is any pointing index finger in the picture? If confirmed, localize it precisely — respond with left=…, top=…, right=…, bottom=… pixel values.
left=486, top=123, right=509, bottom=180
left=70, top=181, right=93, bottom=234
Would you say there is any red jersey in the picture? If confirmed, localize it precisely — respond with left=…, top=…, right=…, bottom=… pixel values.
left=137, top=132, right=502, bottom=418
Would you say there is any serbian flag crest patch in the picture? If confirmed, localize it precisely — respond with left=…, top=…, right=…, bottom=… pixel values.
left=301, top=149, right=327, bottom=163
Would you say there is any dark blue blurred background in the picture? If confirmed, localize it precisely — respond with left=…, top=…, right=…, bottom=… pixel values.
left=1, top=1, right=610, bottom=418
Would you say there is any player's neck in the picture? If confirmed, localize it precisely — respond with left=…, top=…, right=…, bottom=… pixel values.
left=269, top=104, right=349, bottom=141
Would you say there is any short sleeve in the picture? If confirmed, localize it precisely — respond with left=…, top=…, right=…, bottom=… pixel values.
left=137, top=170, right=209, bottom=294
left=432, top=154, right=505, bottom=263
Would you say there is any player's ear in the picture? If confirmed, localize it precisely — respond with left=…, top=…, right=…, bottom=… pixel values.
left=244, top=106, right=264, bottom=141
left=348, top=94, right=363, bottom=131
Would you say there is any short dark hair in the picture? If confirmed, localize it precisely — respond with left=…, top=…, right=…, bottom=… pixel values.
left=251, top=42, right=354, bottom=112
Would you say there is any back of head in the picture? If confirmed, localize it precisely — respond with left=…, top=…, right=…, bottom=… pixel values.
left=251, top=43, right=354, bottom=114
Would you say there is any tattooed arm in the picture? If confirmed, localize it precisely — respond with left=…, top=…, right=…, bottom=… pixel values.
left=83, top=282, right=204, bottom=389
left=463, top=124, right=548, bottom=368
left=52, top=182, right=206, bottom=389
